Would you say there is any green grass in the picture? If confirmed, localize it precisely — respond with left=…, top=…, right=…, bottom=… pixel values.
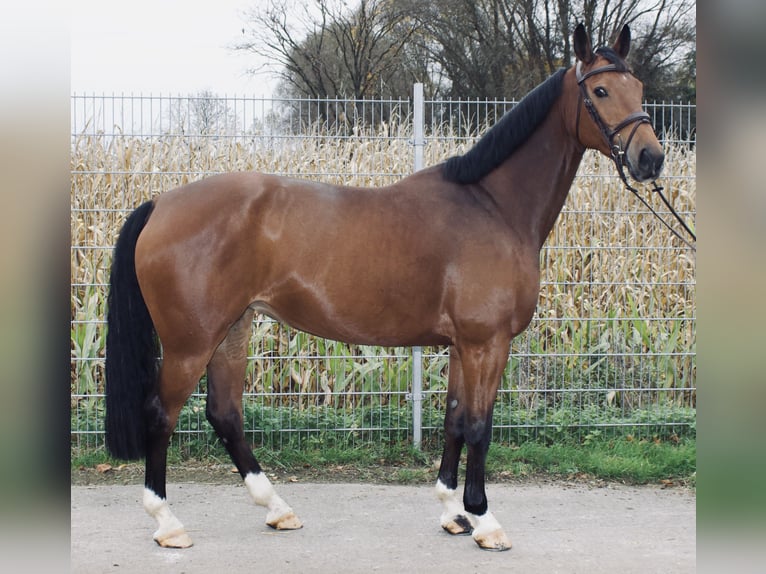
left=72, top=433, right=695, bottom=487
left=72, top=397, right=695, bottom=486
left=485, top=438, right=695, bottom=484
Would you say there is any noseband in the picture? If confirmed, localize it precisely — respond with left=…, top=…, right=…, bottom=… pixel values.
left=574, top=60, right=696, bottom=251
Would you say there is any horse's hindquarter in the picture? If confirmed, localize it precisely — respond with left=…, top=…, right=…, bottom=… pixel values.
left=136, top=171, right=540, bottom=350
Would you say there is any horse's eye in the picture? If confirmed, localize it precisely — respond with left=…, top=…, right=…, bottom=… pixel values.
left=594, top=87, right=609, bottom=98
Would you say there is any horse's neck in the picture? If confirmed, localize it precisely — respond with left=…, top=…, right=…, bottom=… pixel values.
left=483, top=105, right=584, bottom=250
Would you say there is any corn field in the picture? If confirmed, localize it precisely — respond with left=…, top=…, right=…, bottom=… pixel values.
left=71, top=94, right=696, bottom=453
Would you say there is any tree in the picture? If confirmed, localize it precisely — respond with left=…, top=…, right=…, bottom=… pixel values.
left=234, top=0, right=427, bottom=100
left=402, top=0, right=695, bottom=101
left=622, top=0, right=696, bottom=101
left=168, top=90, right=237, bottom=136
left=235, top=0, right=695, bottom=103
left=402, top=0, right=526, bottom=100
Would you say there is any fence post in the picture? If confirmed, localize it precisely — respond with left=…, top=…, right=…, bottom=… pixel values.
left=411, top=83, right=425, bottom=449
left=413, top=83, right=424, bottom=172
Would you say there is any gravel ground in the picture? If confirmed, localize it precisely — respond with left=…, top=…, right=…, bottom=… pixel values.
left=72, top=479, right=695, bottom=574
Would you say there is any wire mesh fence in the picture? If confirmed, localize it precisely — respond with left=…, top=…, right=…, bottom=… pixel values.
left=71, top=89, right=696, bottom=455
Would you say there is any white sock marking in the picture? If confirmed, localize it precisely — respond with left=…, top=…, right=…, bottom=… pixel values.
left=244, top=472, right=293, bottom=524
left=143, top=488, right=186, bottom=540
left=435, top=479, right=467, bottom=527
left=436, top=480, right=505, bottom=538
left=467, top=509, right=503, bottom=537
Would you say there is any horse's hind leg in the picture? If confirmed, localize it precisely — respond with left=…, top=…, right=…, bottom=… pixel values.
left=144, top=353, right=207, bottom=548
left=205, top=308, right=303, bottom=531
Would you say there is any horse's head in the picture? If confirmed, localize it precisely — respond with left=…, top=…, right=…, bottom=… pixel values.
left=572, top=23, right=664, bottom=182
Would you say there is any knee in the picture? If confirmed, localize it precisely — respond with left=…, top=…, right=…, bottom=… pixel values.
left=463, top=415, right=491, bottom=447
left=443, top=406, right=465, bottom=438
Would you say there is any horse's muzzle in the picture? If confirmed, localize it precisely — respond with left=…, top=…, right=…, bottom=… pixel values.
left=631, top=147, right=664, bottom=182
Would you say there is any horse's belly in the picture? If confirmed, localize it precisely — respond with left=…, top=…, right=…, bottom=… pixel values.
left=249, top=276, right=451, bottom=347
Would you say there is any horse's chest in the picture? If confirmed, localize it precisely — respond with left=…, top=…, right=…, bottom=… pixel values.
left=446, top=252, right=540, bottom=337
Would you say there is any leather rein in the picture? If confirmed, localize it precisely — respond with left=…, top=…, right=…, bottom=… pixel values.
left=575, top=61, right=696, bottom=252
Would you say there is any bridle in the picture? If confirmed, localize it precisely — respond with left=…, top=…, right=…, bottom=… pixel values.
left=576, top=60, right=651, bottom=174
left=575, top=60, right=696, bottom=251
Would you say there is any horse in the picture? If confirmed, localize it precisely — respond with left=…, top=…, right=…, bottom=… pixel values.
left=104, top=23, right=663, bottom=551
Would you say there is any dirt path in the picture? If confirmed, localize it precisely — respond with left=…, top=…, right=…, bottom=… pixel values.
left=71, top=481, right=695, bottom=573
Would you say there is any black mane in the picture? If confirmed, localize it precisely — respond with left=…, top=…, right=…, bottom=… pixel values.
left=442, top=67, right=567, bottom=184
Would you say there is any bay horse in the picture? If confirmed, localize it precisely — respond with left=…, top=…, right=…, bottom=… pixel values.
left=105, top=24, right=663, bottom=551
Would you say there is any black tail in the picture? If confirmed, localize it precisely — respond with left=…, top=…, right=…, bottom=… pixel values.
left=105, top=201, right=158, bottom=460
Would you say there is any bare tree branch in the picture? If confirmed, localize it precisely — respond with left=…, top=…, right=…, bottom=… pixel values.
left=233, top=0, right=695, bottom=102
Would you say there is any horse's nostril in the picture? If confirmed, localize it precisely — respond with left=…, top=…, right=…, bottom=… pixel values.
left=640, top=148, right=664, bottom=177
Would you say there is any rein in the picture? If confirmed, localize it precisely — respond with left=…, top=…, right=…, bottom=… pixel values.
left=575, top=61, right=696, bottom=252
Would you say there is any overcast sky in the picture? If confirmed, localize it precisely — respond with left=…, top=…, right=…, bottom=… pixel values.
left=71, top=0, right=277, bottom=96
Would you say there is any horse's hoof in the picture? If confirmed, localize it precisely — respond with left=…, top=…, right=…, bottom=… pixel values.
left=154, top=529, right=194, bottom=548
left=441, top=515, right=473, bottom=535
left=267, top=511, right=303, bottom=530
left=473, top=528, right=512, bottom=551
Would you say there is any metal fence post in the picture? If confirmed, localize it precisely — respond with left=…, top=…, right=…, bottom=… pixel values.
left=412, top=83, right=425, bottom=449
left=413, top=83, right=424, bottom=171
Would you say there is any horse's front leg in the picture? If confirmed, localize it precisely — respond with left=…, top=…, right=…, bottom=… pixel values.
left=459, top=338, right=512, bottom=551
left=463, top=411, right=510, bottom=550
left=436, top=348, right=472, bottom=535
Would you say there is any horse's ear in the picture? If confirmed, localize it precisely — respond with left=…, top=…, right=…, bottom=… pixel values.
left=573, top=23, right=594, bottom=64
left=613, top=24, right=631, bottom=60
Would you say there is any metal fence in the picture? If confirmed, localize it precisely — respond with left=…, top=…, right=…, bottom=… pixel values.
left=71, top=87, right=696, bottom=454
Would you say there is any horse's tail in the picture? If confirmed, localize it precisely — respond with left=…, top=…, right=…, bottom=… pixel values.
left=104, top=200, right=158, bottom=460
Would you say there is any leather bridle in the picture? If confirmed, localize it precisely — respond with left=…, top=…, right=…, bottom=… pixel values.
left=574, top=60, right=696, bottom=251
left=575, top=60, right=651, bottom=178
